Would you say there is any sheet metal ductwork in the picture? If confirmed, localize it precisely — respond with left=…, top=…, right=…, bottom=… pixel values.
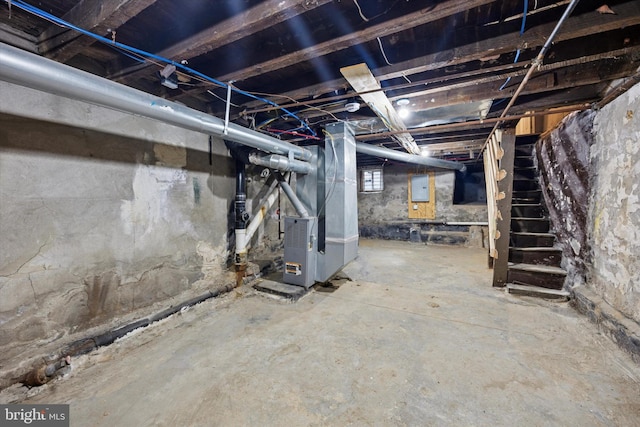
left=283, top=122, right=359, bottom=287
left=0, top=43, right=313, bottom=162
left=356, top=142, right=466, bottom=172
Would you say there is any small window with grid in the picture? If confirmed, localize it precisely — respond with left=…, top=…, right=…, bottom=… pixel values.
left=359, top=168, right=383, bottom=193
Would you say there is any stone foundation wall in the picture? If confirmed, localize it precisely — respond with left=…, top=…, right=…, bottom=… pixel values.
left=0, top=111, right=240, bottom=387
left=534, top=110, right=595, bottom=289
left=357, top=165, right=487, bottom=247
left=589, top=83, right=640, bottom=323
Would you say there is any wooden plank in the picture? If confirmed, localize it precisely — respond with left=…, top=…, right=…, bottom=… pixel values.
left=110, top=0, right=332, bottom=81
left=483, top=154, right=497, bottom=258
left=39, top=0, right=159, bottom=62
left=172, top=0, right=497, bottom=103
left=492, top=130, right=516, bottom=287
left=401, top=59, right=639, bottom=111
left=506, top=283, right=570, bottom=300
left=0, top=22, right=38, bottom=53
left=508, top=263, right=567, bottom=275
left=341, top=63, right=419, bottom=154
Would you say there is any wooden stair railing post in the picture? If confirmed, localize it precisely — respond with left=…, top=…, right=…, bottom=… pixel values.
left=492, top=129, right=516, bottom=287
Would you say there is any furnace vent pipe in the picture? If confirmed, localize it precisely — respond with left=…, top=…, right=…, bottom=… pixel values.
left=0, top=43, right=313, bottom=162
left=355, top=142, right=466, bottom=172
left=248, top=152, right=314, bottom=175
left=275, top=172, right=309, bottom=218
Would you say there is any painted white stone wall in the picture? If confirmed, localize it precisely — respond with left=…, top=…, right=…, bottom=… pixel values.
left=589, top=83, right=640, bottom=322
left=0, top=115, right=239, bottom=372
left=0, top=82, right=289, bottom=384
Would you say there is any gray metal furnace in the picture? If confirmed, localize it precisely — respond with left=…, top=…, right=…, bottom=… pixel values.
left=283, top=217, right=317, bottom=288
left=283, top=122, right=358, bottom=287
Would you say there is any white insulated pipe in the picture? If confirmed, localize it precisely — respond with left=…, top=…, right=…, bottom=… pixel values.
left=0, top=43, right=313, bottom=162
left=242, top=181, right=281, bottom=249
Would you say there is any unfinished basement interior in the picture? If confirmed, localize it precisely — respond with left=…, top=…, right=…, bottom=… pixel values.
left=1, top=0, right=640, bottom=425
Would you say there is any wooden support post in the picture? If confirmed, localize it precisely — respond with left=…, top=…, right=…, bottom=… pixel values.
left=492, top=130, right=516, bottom=287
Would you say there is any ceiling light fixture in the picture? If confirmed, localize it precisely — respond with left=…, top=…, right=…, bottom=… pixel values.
left=396, top=98, right=411, bottom=119
left=345, top=101, right=361, bottom=112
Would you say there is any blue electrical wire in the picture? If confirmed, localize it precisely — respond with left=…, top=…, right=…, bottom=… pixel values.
left=520, top=0, right=528, bottom=35
left=4, top=0, right=316, bottom=136
left=498, top=0, right=529, bottom=92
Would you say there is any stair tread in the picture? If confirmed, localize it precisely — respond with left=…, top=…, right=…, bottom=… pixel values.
left=508, top=263, right=566, bottom=275
left=506, top=283, right=570, bottom=299
left=511, top=232, right=555, bottom=237
left=511, top=217, right=549, bottom=221
left=509, top=246, right=561, bottom=252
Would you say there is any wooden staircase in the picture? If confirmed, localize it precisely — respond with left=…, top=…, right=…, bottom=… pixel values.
left=506, top=142, right=569, bottom=299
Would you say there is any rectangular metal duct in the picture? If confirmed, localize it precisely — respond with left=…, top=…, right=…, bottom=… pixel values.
left=315, top=122, right=359, bottom=282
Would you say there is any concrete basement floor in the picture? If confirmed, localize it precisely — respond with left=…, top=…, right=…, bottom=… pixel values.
left=3, top=239, right=640, bottom=426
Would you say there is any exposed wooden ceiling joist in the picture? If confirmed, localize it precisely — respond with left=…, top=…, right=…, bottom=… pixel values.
left=39, top=0, right=159, bottom=62
left=243, top=1, right=640, bottom=107
left=1, top=0, right=639, bottom=163
left=110, top=0, right=333, bottom=82
left=173, top=0, right=496, bottom=102
left=0, top=22, right=37, bottom=52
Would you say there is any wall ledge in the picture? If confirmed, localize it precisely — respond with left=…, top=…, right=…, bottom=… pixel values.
left=571, top=285, right=640, bottom=365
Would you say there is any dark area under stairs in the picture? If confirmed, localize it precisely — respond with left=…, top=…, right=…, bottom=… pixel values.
left=507, top=141, right=568, bottom=297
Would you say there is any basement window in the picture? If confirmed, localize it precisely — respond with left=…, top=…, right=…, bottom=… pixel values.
left=360, top=168, right=384, bottom=193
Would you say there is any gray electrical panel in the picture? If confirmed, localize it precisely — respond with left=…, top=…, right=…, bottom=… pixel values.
left=411, top=175, right=430, bottom=202
left=283, top=216, right=317, bottom=288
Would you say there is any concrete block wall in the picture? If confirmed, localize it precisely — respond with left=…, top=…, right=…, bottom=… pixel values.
left=589, top=83, right=640, bottom=323
left=357, top=165, right=487, bottom=247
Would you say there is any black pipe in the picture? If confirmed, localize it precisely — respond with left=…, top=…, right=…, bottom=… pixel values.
left=234, top=159, right=249, bottom=230
left=226, top=140, right=251, bottom=231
